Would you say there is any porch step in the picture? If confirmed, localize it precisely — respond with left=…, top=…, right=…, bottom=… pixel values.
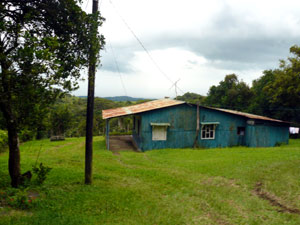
left=109, top=135, right=138, bottom=152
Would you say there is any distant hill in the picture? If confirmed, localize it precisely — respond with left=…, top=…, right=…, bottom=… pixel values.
left=103, top=96, right=148, bottom=102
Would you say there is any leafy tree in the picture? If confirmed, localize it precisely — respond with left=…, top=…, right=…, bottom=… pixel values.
left=177, top=92, right=206, bottom=104
left=248, top=70, right=276, bottom=117
left=262, top=46, right=300, bottom=123
left=0, top=0, right=104, bottom=187
left=50, top=105, right=73, bottom=136
left=204, top=74, right=252, bottom=111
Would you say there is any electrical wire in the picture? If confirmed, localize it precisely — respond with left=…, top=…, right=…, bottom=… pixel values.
left=108, top=0, right=185, bottom=95
left=108, top=41, right=128, bottom=96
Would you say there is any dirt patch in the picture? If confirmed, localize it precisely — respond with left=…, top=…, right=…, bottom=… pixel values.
left=254, top=182, right=300, bottom=215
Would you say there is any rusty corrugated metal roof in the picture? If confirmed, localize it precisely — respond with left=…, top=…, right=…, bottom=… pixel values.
left=102, top=99, right=185, bottom=119
left=205, top=107, right=288, bottom=123
left=102, top=98, right=288, bottom=124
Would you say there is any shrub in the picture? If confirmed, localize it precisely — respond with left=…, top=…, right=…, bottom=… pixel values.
left=19, top=129, right=35, bottom=142
left=32, top=163, right=52, bottom=185
left=7, top=189, right=32, bottom=209
left=1, top=188, right=34, bottom=210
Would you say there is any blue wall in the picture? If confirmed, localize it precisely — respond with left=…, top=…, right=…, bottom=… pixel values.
left=132, top=104, right=289, bottom=151
left=198, top=107, right=247, bottom=148
left=245, top=122, right=289, bottom=147
left=136, top=104, right=197, bottom=151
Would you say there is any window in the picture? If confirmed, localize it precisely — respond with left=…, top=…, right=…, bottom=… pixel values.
left=201, top=124, right=217, bottom=139
left=152, top=126, right=167, bottom=140
left=151, top=123, right=170, bottom=141
left=237, top=127, right=245, bottom=136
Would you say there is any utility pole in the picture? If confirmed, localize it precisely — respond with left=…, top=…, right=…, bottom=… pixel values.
left=85, top=0, right=98, bottom=184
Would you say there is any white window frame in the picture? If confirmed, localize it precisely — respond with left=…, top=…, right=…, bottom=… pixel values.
left=150, top=123, right=170, bottom=141
left=201, top=123, right=219, bottom=140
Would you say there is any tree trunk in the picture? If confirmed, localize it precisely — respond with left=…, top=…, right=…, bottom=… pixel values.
left=0, top=101, right=21, bottom=187
left=7, top=120, right=21, bottom=187
left=1, top=41, right=21, bottom=187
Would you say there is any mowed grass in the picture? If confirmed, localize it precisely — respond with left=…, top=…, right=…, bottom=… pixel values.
left=1, top=137, right=300, bottom=224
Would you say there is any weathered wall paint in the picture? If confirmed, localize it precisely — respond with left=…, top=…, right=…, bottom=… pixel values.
left=198, top=107, right=247, bottom=148
left=245, top=122, right=289, bottom=147
left=136, top=104, right=197, bottom=151
left=131, top=104, right=289, bottom=151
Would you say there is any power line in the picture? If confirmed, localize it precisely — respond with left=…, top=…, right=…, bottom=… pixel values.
left=108, top=41, right=128, bottom=96
left=108, top=0, right=185, bottom=95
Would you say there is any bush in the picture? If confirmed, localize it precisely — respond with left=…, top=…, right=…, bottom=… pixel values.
left=0, top=130, right=8, bottom=153
left=32, top=163, right=52, bottom=185
left=0, top=188, right=34, bottom=210
left=19, top=129, right=36, bottom=142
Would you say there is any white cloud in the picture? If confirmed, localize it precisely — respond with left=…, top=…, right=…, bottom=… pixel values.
left=75, top=0, right=300, bottom=99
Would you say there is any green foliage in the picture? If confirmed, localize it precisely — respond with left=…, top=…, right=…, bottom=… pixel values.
left=263, top=46, right=300, bottom=122
left=248, top=70, right=276, bottom=117
left=0, top=130, right=8, bottom=152
left=35, top=95, right=134, bottom=139
left=0, top=0, right=105, bottom=131
left=0, top=0, right=105, bottom=186
left=205, top=74, right=253, bottom=111
left=50, top=105, right=73, bottom=136
left=7, top=189, right=32, bottom=210
left=248, top=45, right=300, bottom=123
left=0, top=188, right=34, bottom=210
left=177, top=92, right=206, bottom=104
left=19, top=128, right=36, bottom=143
left=32, top=163, right=52, bottom=185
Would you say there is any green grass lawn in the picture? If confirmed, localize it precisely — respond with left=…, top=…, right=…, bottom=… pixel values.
left=1, top=137, right=300, bottom=224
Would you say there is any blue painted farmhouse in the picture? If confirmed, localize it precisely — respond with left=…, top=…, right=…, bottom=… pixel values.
left=102, top=99, right=289, bottom=151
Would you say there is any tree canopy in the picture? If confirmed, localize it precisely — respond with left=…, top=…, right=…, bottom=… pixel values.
left=204, top=74, right=253, bottom=111
left=257, top=46, right=300, bottom=123
left=176, top=92, right=206, bottom=104
left=203, top=46, right=300, bottom=124
left=0, top=0, right=104, bottom=187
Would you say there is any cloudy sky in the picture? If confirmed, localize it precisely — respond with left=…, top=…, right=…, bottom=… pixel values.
left=74, top=0, right=300, bottom=99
